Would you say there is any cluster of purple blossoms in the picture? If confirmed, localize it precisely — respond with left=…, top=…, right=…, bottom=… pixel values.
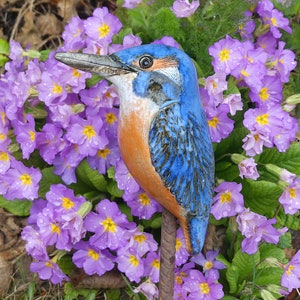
left=205, top=0, right=298, bottom=152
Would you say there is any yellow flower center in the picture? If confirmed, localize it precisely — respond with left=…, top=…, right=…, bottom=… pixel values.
left=219, top=48, right=230, bottom=62
left=51, top=223, right=61, bottom=234
left=0, top=151, right=9, bottom=161
left=241, top=69, right=249, bottom=77
left=82, top=125, right=96, bottom=140
left=256, top=113, right=269, bottom=126
left=62, top=197, right=75, bottom=210
left=1, top=112, right=6, bottom=125
left=200, top=282, right=210, bottom=295
left=208, top=116, right=219, bottom=128
left=175, top=238, right=182, bottom=251
left=286, top=264, right=294, bottom=275
left=204, top=260, right=213, bottom=270
left=151, top=259, right=160, bottom=269
left=220, top=192, right=232, bottom=204
left=271, top=17, right=277, bottom=26
left=52, top=83, right=63, bottom=94
left=98, top=23, right=110, bottom=38
left=88, top=248, right=100, bottom=261
left=139, top=193, right=150, bottom=206
left=129, top=255, right=139, bottom=267
left=175, top=275, right=183, bottom=284
left=97, top=148, right=110, bottom=158
left=101, top=217, right=116, bottom=233
left=105, top=113, right=117, bottom=124
left=289, top=188, right=296, bottom=199
left=19, top=174, right=32, bottom=185
left=134, top=234, right=146, bottom=243
left=73, top=68, right=81, bottom=78
left=45, top=261, right=54, bottom=268
left=0, top=133, right=6, bottom=141
left=29, top=131, right=35, bottom=142
left=259, top=87, right=269, bottom=101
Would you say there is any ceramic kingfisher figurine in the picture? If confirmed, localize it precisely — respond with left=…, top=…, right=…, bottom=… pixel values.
left=55, top=44, right=215, bottom=255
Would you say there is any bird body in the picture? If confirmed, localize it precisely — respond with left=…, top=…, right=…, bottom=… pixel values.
left=55, top=44, right=215, bottom=254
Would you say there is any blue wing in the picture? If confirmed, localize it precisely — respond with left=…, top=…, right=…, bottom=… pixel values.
left=149, top=103, right=214, bottom=252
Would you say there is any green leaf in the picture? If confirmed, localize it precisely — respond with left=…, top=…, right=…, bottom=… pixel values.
left=0, top=38, right=9, bottom=67
left=214, top=127, right=248, bottom=158
left=76, top=159, right=108, bottom=192
left=148, top=8, right=185, bottom=42
left=107, top=180, right=124, bottom=198
left=260, top=289, right=278, bottom=300
left=277, top=208, right=300, bottom=230
left=258, top=143, right=300, bottom=176
left=229, top=249, right=260, bottom=290
left=242, top=179, right=283, bottom=217
left=39, top=167, right=63, bottom=198
left=57, top=255, right=75, bottom=276
left=255, top=267, right=283, bottom=287
left=215, top=161, right=239, bottom=181
left=64, top=282, right=97, bottom=300
left=0, top=196, right=31, bottom=216
left=226, top=265, right=239, bottom=293
left=258, top=244, right=286, bottom=263
left=105, top=289, right=121, bottom=300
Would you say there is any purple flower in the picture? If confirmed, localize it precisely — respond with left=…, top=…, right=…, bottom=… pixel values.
left=269, top=42, right=297, bottom=83
left=115, top=249, right=144, bottom=283
left=66, top=115, right=108, bottom=156
left=30, top=259, right=69, bottom=285
left=122, top=228, right=158, bottom=257
left=208, top=35, right=243, bottom=75
left=0, top=160, right=41, bottom=201
left=122, top=0, right=142, bottom=9
left=257, top=0, right=292, bottom=38
left=62, top=16, right=86, bottom=51
left=115, top=159, right=140, bottom=193
left=257, top=32, right=278, bottom=54
left=52, top=143, right=84, bottom=185
left=281, top=250, right=300, bottom=292
left=191, top=250, right=226, bottom=274
left=46, top=184, right=85, bottom=213
left=183, top=269, right=224, bottom=299
left=175, top=228, right=190, bottom=266
left=222, top=93, right=243, bottom=115
left=144, top=251, right=160, bottom=283
left=87, top=141, right=121, bottom=174
left=0, top=145, right=12, bottom=174
left=243, top=104, right=298, bottom=152
left=174, top=262, right=195, bottom=299
left=204, top=72, right=227, bottom=104
left=84, top=7, right=122, bottom=44
left=238, top=157, right=259, bottom=180
left=242, top=131, right=273, bottom=156
left=133, top=280, right=159, bottom=300
left=279, top=178, right=300, bottom=215
left=109, top=34, right=142, bottom=53
left=13, top=114, right=36, bottom=159
left=80, top=79, right=119, bottom=112
left=36, top=206, right=73, bottom=250
left=72, top=241, right=114, bottom=276
left=237, top=208, right=287, bottom=254
left=37, top=71, right=68, bottom=106
left=123, top=189, right=161, bottom=219
left=21, top=226, right=48, bottom=260
left=36, top=123, right=65, bottom=164
left=151, top=36, right=181, bottom=49
left=249, top=75, right=283, bottom=108
left=170, top=0, right=200, bottom=18
left=84, top=199, right=134, bottom=250
left=211, top=181, right=244, bottom=220
left=206, top=104, right=234, bottom=143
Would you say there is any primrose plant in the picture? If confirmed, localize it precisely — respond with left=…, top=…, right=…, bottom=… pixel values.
left=0, top=0, right=299, bottom=299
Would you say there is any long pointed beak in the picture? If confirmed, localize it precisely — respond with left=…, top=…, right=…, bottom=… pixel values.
left=55, top=52, right=135, bottom=77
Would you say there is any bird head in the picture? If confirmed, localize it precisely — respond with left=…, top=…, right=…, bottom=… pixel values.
left=55, top=44, right=201, bottom=116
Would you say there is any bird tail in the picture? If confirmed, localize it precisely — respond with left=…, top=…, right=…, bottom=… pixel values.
left=189, top=216, right=209, bottom=254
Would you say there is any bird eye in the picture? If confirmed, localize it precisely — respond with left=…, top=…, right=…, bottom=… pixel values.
left=139, top=55, right=153, bottom=69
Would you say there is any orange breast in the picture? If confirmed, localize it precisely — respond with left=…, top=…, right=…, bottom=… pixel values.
left=118, top=106, right=192, bottom=251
